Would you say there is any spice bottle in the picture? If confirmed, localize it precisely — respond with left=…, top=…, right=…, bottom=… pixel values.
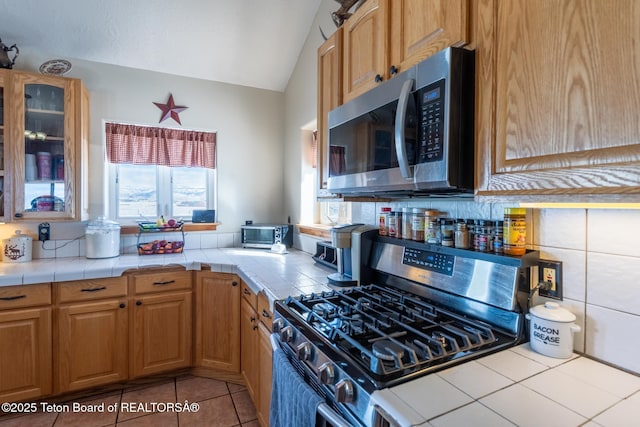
left=504, top=208, right=527, bottom=256
left=401, top=207, right=413, bottom=239
left=388, top=211, right=402, bottom=238
left=411, top=208, right=427, bottom=241
left=476, top=220, right=492, bottom=252
left=493, top=220, right=504, bottom=254
left=440, top=218, right=455, bottom=247
left=454, top=220, right=470, bottom=249
left=378, top=207, right=392, bottom=236
left=424, top=210, right=440, bottom=244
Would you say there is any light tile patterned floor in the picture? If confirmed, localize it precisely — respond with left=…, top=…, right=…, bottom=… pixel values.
left=0, top=376, right=258, bottom=427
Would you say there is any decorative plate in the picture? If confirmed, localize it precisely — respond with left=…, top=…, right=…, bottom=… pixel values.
left=39, top=59, right=72, bottom=76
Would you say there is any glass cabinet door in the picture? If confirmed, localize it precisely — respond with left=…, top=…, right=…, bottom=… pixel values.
left=14, top=74, right=73, bottom=220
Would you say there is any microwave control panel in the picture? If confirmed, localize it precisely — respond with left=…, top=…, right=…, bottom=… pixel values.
left=418, top=79, right=445, bottom=163
left=403, top=247, right=454, bottom=276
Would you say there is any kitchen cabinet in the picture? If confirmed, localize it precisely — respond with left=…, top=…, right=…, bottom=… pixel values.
left=55, top=277, right=128, bottom=393
left=240, top=283, right=273, bottom=426
left=342, top=0, right=470, bottom=103
left=240, top=282, right=259, bottom=402
left=4, top=70, right=88, bottom=220
left=0, top=73, right=7, bottom=221
left=475, top=0, right=640, bottom=200
left=0, top=283, right=52, bottom=402
left=130, top=270, right=192, bottom=378
left=317, top=27, right=343, bottom=193
left=194, top=271, right=240, bottom=373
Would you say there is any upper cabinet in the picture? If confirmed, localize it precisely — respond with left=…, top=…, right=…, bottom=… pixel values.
left=0, top=74, right=6, bottom=221
left=2, top=70, right=89, bottom=221
left=342, top=0, right=470, bottom=103
left=317, top=27, right=343, bottom=192
left=475, top=0, right=640, bottom=200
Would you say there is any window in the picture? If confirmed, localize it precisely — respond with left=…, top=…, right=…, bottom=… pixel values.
left=105, top=122, right=216, bottom=222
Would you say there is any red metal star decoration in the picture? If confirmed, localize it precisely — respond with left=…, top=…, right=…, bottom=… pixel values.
left=153, top=94, right=188, bottom=125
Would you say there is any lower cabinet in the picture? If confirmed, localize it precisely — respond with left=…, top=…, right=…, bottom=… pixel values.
left=55, top=277, right=128, bottom=393
left=130, top=270, right=193, bottom=378
left=0, top=284, right=52, bottom=403
left=194, top=271, right=241, bottom=373
left=241, top=283, right=273, bottom=427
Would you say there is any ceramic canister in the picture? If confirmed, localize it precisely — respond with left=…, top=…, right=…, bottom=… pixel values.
left=2, top=230, right=33, bottom=263
left=526, top=302, right=581, bottom=359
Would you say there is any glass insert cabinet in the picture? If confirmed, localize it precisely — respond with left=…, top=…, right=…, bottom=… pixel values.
left=1, top=70, right=89, bottom=221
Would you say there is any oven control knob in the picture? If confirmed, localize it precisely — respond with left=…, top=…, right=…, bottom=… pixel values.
left=280, top=326, right=294, bottom=343
left=334, top=379, right=354, bottom=404
left=296, top=342, right=312, bottom=361
left=318, top=362, right=335, bottom=385
left=272, top=318, right=284, bottom=333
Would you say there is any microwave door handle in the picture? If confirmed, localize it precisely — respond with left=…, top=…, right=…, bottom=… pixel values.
left=395, top=78, right=415, bottom=180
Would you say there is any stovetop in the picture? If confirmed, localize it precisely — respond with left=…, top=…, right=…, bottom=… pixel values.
left=275, top=283, right=522, bottom=393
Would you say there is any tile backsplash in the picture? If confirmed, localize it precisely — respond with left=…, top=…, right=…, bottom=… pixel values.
left=326, top=201, right=640, bottom=376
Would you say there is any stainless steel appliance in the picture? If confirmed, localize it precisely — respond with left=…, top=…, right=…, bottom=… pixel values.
left=241, top=223, right=293, bottom=249
left=327, top=224, right=376, bottom=287
left=272, top=233, right=538, bottom=426
left=327, top=47, right=474, bottom=196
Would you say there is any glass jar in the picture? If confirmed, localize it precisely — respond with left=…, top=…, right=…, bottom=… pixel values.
left=493, top=220, right=504, bottom=254
left=424, top=210, right=440, bottom=244
left=401, top=207, right=413, bottom=239
left=440, top=218, right=455, bottom=247
left=378, top=207, right=392, bottom=236
left=388, top=211, right=402, bottom=238
left=476, top=220, right=493, bottom=252
left=454, top=220, right=470, bottom=249
left=411, top=208, right=427, bottom=241
left=504, top=208, right=527, bottom=256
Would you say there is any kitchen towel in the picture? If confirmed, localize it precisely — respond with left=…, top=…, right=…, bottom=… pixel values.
left=270, top=346, right=323, bottom=427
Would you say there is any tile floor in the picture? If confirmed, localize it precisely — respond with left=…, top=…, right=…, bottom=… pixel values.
left=0, top=375, right=258, bottom=427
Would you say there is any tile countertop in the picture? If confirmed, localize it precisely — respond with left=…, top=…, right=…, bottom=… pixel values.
left=1, top=248, right=639, bottom=426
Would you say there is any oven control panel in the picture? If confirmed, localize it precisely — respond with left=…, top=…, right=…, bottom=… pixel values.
left=403, top=248, right=454, bottom=276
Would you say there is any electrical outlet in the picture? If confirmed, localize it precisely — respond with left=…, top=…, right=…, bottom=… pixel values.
left=38, top=223, right=50, bottom=241
left=538, top=259, right=562, bottom=300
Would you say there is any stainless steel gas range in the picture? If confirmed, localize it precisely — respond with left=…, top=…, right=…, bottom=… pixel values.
left=271, top=232, right=539, bottom=427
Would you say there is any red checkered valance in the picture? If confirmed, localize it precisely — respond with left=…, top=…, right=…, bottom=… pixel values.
left=105, top=122, right=216, bottom=169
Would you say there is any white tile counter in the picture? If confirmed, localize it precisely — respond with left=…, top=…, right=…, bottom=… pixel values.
left=0, top=248, right=638, bottom=426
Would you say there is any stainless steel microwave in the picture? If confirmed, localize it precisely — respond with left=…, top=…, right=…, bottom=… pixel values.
left=241, top=224, right=293, bottom=249
left=327, top=47, right=475, bottom=196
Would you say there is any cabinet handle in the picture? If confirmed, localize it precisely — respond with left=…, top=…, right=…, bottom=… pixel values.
left=136, top=300, right=142, bottom=306
left=243, top=288, right=251, bottom=295
left=232, top=281, right=238, bottom=287
left=250, top=316, right=256, bottom=322
left=262, top=310, right=271, bottom=319
left=389, top=65, right=398, bottom=75
left=0, top=295, right=27, bottom=301
left=375, top=74, right=383, bottom=83
left=81, top=286, right=107, bottom=292
left=119, top=303, right=126, bottom=309
left=152, top=280, right=175, bottom=286
left=253, top=325, right=258, bottom=331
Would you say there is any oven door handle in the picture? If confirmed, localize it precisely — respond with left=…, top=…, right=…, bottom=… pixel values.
left=270, top=334, right=353, bottom=427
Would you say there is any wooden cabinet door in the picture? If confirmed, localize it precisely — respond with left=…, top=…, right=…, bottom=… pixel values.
left=240, top=297, right=258, bottom=402
left=0, top=307, right=51, bottom=402
left=476, top=0, right=640, bottom=199
left=194, top=272, right=240, bottom=373
left=131, top=291, right=192, bottom=378
left=257, top=322, right=273, bottom=427
left=390, top=0, right=470, bottom=73
left=317, top=27, right=343, bottom=192
left=343, top=0, right=389, bottom=102
left=56, top=300, right=128, bottom=392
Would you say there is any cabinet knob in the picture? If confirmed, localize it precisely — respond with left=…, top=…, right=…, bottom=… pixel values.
left=136, top=300, right=142, bottom=306
left=389, top=65, right=398, bottom=75
left=375, top=74, right=383, bottom=83
left=262, top=309, right=271, bottom=319
left=250, top=316, right=256, bottom=322
left=232, top=281, right=238, bottom=287
left=253, top=325, right=259, bottom=331
left=119, top=303, right=126, bottom=309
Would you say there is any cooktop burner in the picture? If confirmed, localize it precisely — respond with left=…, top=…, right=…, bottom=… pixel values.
left=281, top=284, right=514, bottom=383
